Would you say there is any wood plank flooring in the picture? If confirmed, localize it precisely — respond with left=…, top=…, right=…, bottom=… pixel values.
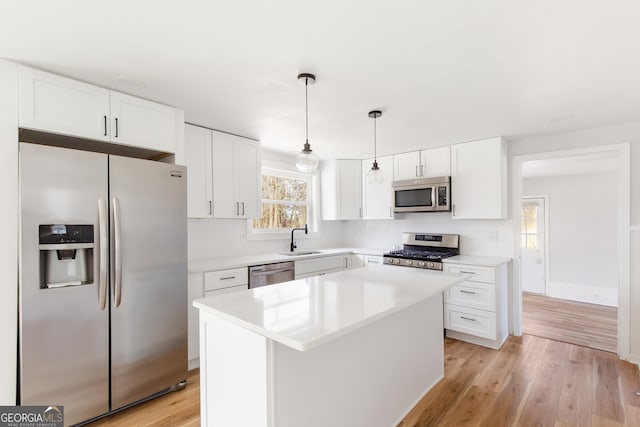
left=400, top=336, right=640, bottom=427
left=88, top=336, right=639, bottom=427
left=522, top=293, right=617, bottom=353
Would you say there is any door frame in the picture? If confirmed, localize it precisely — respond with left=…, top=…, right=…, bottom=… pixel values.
left=511, top=143, right=630, bottom=360
left=520, top=195, right=550, bottom=296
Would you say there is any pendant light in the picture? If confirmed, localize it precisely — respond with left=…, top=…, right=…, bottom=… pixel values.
left=295, top=73, right=319, bottom=173
left=367, top=110, right=384, bottom=184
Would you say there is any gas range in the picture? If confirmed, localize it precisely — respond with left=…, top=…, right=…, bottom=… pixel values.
left=383, top=233, right=459, bottom=271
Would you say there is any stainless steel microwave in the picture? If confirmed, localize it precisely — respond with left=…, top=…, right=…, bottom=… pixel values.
left=392, top=176, right=451, bottom=212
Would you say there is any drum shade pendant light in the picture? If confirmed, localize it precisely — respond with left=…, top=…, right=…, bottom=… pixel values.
left=296, top=73, right=319, bottom=173
left=367, top=110, right=384, bottom=184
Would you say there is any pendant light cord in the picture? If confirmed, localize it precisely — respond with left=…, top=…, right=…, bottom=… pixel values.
left=373, top=115, right=377, bottom=161
left=305, top=78, right=309, bottom=143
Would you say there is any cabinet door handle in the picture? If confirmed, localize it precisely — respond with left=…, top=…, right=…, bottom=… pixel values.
left=220, top=276, right=236, bottom=280
left=103, top=115, right=107, bottom=136
left=420, top=165, right=425, bottom=176
left=359, top=207, right=362, bottom=218
left=452, top=204, right=456, bottom=217
left=460, top=289, right=476, bottom=294
left=236, top=202, right=240, bottom=215
left=459, top=271, right=476, bottom=275
left=115, top=117, right=119, bottom=138
left=461, top=316, right=477, bottom=322
left=241, top=202, right=245, bottom=216
left=209, top=201, right=212, bottom=215
left=389, top=207, right=392, bottom=217
left=415, top=165, right=419, bottom=177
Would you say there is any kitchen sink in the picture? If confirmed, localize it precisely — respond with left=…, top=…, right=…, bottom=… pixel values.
left=279, top=251, right=322, bottom=256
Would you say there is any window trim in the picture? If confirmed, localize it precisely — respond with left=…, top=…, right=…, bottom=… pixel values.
left=246, top=167, right=320, bottom=240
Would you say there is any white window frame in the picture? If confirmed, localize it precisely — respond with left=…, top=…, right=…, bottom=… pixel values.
left=246, top=167, right=320, bottom=240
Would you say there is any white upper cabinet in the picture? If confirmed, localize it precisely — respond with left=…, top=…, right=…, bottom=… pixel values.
left=362, top=155, right=394, bottom=220
left=393, top=146, right=450, bottom=180
left=421, top=146, right=451, bottom=178
left=19, top=66, right=110, bottom=141
left=211, top=130, right=261, bottom=219
left=184, top=124, right=213, bottom=218
left=450, top=137, right=507, bottom=219
left=109, top=91, right=177, bottom=153
left=321, top=160, right=362, bottom=220
left=393, top=151, right=421, bottom=181
left=18, top=66, right=179, bottom=153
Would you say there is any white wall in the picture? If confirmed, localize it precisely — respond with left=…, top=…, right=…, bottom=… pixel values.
left=509, top=120, right=640, bottom=361
left=342, top=213, right=513, bottom=257
left=188, top=149, right=345, bottom=261
left=523, top=173, right=618, bottom=305
left=0, top=60, right=18, bottom=404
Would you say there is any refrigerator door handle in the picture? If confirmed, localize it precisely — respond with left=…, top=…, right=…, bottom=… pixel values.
left=113, top=197, right=123, bottom=308
left=98, top=197, right=108, bottom=310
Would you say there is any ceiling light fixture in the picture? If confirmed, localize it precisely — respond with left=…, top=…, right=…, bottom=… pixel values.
left=367, top=110, right=384, bottom=184
left=295, top=73, right=319, bottom=173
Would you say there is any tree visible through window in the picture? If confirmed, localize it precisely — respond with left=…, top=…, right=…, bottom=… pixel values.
left=252, top=169, right=311, bottom=231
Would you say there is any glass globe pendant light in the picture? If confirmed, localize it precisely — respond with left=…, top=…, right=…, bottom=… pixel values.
left=295, top=73, right=319, bottom=173
left=367, top=110, right=384, bottom=184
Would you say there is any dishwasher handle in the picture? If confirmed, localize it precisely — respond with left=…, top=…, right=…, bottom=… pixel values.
left=250, top=267, right=294, bottom=276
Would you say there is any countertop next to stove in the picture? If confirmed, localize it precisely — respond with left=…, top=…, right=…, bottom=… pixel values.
left=443, top=255, right=511, bottom=267
left=188, top=247, right=385, bottom=273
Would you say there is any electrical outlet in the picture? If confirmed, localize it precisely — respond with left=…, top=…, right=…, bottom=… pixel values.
left=489, top=230, right=498, bottom=241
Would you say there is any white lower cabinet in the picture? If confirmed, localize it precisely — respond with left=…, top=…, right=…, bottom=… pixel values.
left=188, top=268, right=248, bottom=369
left=443, top=262, right=508, bottom=349
left=295, top=255, right=348, bottom=279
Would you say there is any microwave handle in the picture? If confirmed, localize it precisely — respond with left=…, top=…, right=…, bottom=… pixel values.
left=431, top=186, right=436, bottom=208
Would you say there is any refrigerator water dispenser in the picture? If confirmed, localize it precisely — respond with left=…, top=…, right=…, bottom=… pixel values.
left=39, top=224, right=94, bottom=289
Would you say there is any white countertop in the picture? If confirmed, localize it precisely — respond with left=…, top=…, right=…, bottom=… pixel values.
left=443, top=255, right=511, bottom=267
left=188, top=247, right=385, bottom=273
left=193, top=265, right=469, bottom=351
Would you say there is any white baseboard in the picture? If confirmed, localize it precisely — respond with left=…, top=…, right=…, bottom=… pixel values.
left=548, top=282, right=617, bottom=307
left=627, top=354, right=640, bottom=366
left=188, top=357, right=200, bottom=371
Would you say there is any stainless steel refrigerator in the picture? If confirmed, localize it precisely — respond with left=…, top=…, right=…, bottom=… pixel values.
left=19, top=142, right=188, bottom=426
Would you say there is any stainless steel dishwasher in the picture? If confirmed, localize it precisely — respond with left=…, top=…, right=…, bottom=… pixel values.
left=248, top=261, right=295, bottom=288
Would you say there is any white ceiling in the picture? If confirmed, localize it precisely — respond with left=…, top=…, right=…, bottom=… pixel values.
left=2, top=1, right=640, bottom=160
left=522, top=151, right=620, bottom=178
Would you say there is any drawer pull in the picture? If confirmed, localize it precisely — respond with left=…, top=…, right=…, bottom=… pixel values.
left=459, top=271, right=476, bottom=274
left=460, top=289, right=476, bottom=295
left=460, top=316, right=477, bottom=322
left=220, top=276, right=236, bottom=280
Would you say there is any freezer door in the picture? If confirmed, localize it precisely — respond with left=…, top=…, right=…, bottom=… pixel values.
left=109, top=155, right=188, bottom=409
left=19, top=143, right=109, bottom=425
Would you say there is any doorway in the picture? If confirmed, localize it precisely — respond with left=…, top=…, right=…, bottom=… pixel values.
left=512, top=144, right=630, bottom=358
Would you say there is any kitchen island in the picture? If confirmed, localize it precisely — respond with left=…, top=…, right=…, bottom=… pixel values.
left=193, top=265, right=469, bottom=427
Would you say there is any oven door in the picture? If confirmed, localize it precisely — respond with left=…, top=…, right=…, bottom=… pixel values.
left=393, top=183, right=436, bottom=212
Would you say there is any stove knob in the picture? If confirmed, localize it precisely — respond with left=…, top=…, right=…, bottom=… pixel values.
left=427, top=262, right=434, bottom=269
left=394, top=259, right=400, bottom=264
left=418, top=261, right=425, bottom=267
left=407, top=260, right=413, bottom=266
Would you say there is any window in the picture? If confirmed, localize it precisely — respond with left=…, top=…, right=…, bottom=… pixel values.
left=251, top=167, right=315, bottom=234
left=521, top=203, right=538, bottom=248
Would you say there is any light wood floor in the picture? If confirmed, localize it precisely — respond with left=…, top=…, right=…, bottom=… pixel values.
left=87, top=335, right=640, bottom=427
left=522, top=293, right=617, bottom=353
left=400, top=336, right=640, bottom=426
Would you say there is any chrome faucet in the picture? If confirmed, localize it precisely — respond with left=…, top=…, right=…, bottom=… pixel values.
left=290, top=224, right=308, bottom=252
